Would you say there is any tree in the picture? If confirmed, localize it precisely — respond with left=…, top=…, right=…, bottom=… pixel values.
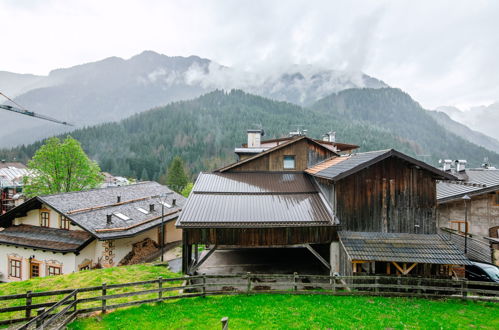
left=166, top=156, right=188, bottom=193
left=181, top=182, right=194, bottom=198
left=23, top=136, right=103, bottom=197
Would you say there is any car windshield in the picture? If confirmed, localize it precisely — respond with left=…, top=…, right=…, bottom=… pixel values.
left=482, top=265, right=499, bottom=281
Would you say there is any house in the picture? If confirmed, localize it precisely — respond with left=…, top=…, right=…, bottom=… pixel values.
left=0, top=162, right=29, bottom=214
left=0, top=182, right=184, bottom=282
left=436, top=160, right=499, bottom=265
left=177, top=130, right=469, bottom=277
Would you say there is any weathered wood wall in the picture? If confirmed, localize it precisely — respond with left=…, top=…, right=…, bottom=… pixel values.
left=331, top=157, right=438, bottom=234
left=231, top=139, right=334, bottom=172
left=184, top=226, right=338, bottom=246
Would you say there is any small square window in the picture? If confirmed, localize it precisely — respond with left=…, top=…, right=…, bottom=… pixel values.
left=48, top=265, right=62, bottom=276
left=283, top=155, right=295, bottom=169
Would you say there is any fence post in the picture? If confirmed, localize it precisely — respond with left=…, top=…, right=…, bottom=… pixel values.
left=221, top=316, right=229, bottom=330
left=374, top=276, right=379, bottom=294
left=26, top=290, right=32, bottom=319
left=293, top=272, right=298, bottom=292
left=461, top=280, right=468, bottom=300
left=246, top=272, right=251, bottom=294
left=417, top=278, right=422, bottom=296
left=202, top=273, right=207, bottom=298
left=36, top=307, right=45, bottom=328
left=102, top=283, right=107, bottom=314
left=158, top=277, right=163, bottom=301
left=331, top=275, right=336, bottom=293
left=73, top=290, right=78, bottom=312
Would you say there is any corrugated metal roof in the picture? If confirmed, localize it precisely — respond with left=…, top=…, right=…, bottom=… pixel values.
left=193, top=172, right=317, bottom=193
left=437, top=169, right=499, bottom=203
left=306, top=149, right=456, bottom=181
left=177, top=172, right=336, bottom=228
left=0, top=166, right=29, bottom=186
left=339, top=231, right=472, bottom=265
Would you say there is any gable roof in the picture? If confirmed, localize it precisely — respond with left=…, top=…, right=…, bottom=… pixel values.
left=305, top=149, right=456, bottom=182
left=0, top=182, right=185, bottom=240
left=217, top=136, right=339, bottom=172
left=177, top=172, right=337, bottom=228
left=339, top=231, right=471, bottom=265
left=240, top=137, right=359, bottom=153
left=437, top=168, right=499, bottom=203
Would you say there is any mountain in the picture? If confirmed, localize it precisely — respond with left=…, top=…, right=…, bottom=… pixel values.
left=427, top=110, right=499, bottom=154
left=0, top=51, right=386, bottom=147
left=2, top=90, right=498, bottom=181
left=0, top=90, right=421, bottom=180
left=311, top=88, right=499, bottom=167
left=436, top=103, right=499, bottom=141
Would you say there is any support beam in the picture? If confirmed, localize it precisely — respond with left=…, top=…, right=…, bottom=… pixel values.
left=330, top=242, right=340, bottom=274
left=189, top=245, right=218, bottom=274
left=391, top=261, right=418, bottom=275
left=305, top=244, right=331, bottom=270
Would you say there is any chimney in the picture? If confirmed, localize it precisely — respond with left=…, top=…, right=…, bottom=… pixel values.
left=322, top=131, right=336, bottom=142
left=456, top=160, right=467, bottom=172
left=441, top=159, right=453, bottom=172
left=149, top=204, right=155, bottom=212
left=247, top=129, right=264, bottom=148
left=106, top=214, right=112, bottom=225
left=117, top=196, right=121, bottom=203
left=172, top=199, right=176, bottom=207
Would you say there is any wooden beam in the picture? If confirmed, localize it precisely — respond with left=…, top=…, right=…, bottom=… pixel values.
left=392, top=261, right=417, bottom=275
left=386, top=262, right=391, bottom=275
left=391, top=262, right=404, bottom=274
left=305, top=244, right=331, bottom=270
left=189, top=245, right=218, bottom=274
left=406, top=263, right=418, bottom=274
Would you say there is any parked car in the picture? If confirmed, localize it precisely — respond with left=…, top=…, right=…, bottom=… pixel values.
left=465, top=261, right=499, bottom=295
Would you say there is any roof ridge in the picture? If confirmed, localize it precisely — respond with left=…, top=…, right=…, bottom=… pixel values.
left=39, top=181, right=158, bottom=198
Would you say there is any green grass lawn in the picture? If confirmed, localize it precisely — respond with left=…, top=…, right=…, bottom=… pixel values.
left=69, top=294, right=498, bottom=330
left=0, top=263, right=180, bottom=322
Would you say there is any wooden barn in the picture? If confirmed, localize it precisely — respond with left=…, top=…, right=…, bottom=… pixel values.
left=177, top=130, right=468, bottom=276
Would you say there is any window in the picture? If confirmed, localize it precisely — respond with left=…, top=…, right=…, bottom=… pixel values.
left=79, top=264, right=90, bottom=271
left=48, top=265, right=62, bottom=276
left=283, top=155, right=295, bottom=169
left=30, top=263, right=40, bottom=278
left=40, top=211, right=50, bottom=227
left=9, top=259, right=21, bottom=278
left=136, top=207, right=149, bottom=214
left=113, top=212, right=130, bottom=221
left=60, top=215, right=71, bottom=230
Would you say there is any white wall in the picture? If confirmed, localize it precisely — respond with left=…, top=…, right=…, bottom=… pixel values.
left=0, top=245, right=76, bottom=282
left=14, top=204, right=83, bottom=231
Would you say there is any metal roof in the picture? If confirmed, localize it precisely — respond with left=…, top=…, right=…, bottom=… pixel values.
left=339, top=231, right=472, bottom=265
left=177, top=172, right=336, bottom=228
left=306, top=149, right=456, bottom=182
left=0, top=182, right=185, bottom=240
left=437, top=168, right=499, bottom=203
left=0, top=225, right=93, bottom=252
left=0, top=166, right=29, bottom=187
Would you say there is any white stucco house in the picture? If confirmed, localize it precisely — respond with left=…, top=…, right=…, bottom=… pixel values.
left=0, top=182, right=184, bottom=282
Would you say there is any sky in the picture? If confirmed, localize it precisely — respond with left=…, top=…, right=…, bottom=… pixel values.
left=1, top=0, right=498, bottom=109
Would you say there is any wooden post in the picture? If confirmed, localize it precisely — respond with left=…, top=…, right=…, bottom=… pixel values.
left=221, top=316, right=229, bottom=330
left=331, top=275, right=336, bottom=293
left=26, top=290, right=32, bottom=319
left=102, top=283, right=107, bottom=313
left=36, top=308, right=45, bottom=328
left=417, top=278, right=422, bottom=295
left=293, top=272, right=298, bottom=291
left=73, top=290, right=78, bottom=312
left=461, top=280, right=468, bottom=300
left=158, top=277, right=163, bottom=300
left=246, top=272, right=251, bottom=294
left=202, top=273, right=207, bottom=298
left=374, top=276, right=379, bottom=294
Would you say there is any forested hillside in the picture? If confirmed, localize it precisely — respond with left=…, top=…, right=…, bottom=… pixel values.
left=2, top=89, right=498, bottom=181
left=0, top=90, right=414, bottom=181
left=312, top=88, right=499, bottom=166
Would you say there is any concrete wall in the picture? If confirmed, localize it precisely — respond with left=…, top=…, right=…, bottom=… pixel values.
left=437, top=193, right=499, bottom=238
left=165, top=220, right=182, bottom=243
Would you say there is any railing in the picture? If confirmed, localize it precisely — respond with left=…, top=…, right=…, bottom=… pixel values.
left=1, top=273, right=498, bottom=329
left=440, top=227, right=493, bottom=263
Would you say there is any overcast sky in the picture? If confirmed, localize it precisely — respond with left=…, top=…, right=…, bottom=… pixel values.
left=1, top=0, right=498, bottom=109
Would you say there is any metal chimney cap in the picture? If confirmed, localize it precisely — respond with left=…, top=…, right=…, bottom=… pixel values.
left=462, top=194, right=471, bottom=200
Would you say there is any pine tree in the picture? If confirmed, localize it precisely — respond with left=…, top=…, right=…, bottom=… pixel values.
left=166, top=156, right=188, bottom=193
left=140, top=168, right=149, bottom=181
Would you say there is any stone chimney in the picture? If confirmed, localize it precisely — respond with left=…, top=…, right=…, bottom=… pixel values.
left=247, top=129, right=264, bottom=148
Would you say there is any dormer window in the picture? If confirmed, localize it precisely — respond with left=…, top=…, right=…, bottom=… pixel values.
left=40, top=211, right=50, bottom=227
left=283, top=155, right=295, bottom=169
left=60, top=215, right=71, bottom=230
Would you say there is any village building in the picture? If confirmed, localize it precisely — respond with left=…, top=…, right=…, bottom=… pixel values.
left=177, top=130, right=470, bottom=277
left=436, top=160, right=499, bottom=265
left=0, top=162, right=29, bottom=214
left=0, top=182, right=184, bottom=282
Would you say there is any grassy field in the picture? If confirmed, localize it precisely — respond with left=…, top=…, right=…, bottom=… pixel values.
left=0, top=263, right=180, bottom=322
left=69, top=294, right=498, bottom=329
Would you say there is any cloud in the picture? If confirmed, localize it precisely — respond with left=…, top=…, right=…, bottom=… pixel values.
left=0, top=0, right=498, bottom=108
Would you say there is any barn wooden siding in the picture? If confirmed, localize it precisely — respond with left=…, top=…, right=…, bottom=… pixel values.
left=184, top=226, right=338, bottom=246
left=331, top=157, right=438, bottom=234
left=230, top=139, right=334, bottom=172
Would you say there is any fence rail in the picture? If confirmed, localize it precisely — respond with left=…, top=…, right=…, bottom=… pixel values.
left=1, top=273, right=498, bottom=329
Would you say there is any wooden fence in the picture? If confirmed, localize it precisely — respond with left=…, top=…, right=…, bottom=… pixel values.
left=1, top=273, right=498, bottom=329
